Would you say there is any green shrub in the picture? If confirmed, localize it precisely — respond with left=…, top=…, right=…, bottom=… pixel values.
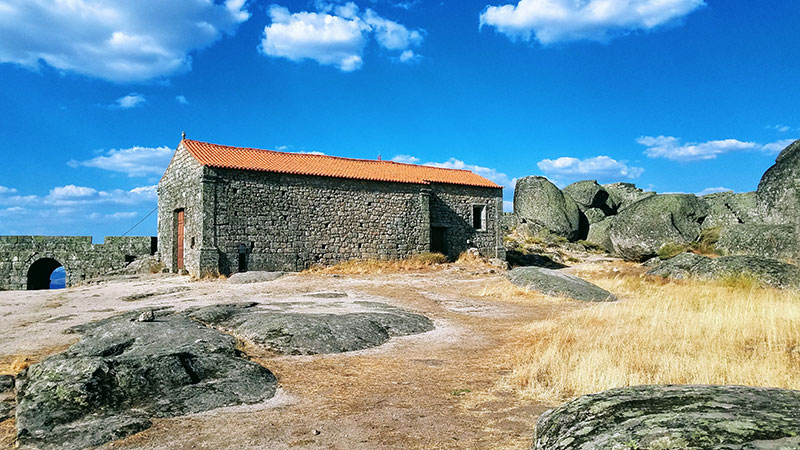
left=657, top=242, right=689, bottom=260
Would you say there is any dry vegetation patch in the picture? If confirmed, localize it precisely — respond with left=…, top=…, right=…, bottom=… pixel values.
left=501, top=264, right=800, bottom=403
left=0, top=344, right=73, bottom=376
left=305, top=252, right=449, bottom=275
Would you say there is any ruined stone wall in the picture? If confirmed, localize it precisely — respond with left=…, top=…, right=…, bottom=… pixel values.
left=196, top=168, right=503, bottom=274
left=0, top=236, right=155, bottom=290
left=157, top=144, right=205, bottom=274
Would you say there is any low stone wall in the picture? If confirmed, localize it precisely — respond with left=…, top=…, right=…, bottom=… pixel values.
left=0, top=236, right=156, bottom=290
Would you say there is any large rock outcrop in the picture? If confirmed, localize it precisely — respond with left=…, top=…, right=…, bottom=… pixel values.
left=562, top=180, right=616, bottom=215
left=15, top=309, right=278, bottom=449
left=757, top=138, right=800, bottom=225
left=602, top=182, right=654, bottom=211
left=507, top=267, right=617, bottom=302
left=585, top=216, right=614, bottom=252
left=700, top=191, right=758, bottom=228
left=0, top=374, right=13, bottom=422
left=609, top=194, right=709, bottom=261
left=647, top=252, right=800, bottom=289
left=533, top=384, right=800, bottom=450
left=188, top=302, right=434, bottom=355
left=514, top=176, right=584, bottom=241
left=717, top=223, right=796, bottom=260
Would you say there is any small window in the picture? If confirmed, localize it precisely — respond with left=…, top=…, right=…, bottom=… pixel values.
left=472, top=205, right=486, bottom=230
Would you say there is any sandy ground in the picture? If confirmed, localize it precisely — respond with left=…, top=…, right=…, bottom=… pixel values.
left=0, top=266, right=588, bottom=449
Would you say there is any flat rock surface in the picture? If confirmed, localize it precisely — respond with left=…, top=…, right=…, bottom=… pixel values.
left=648, top=252, right=800, bottom=289
left=507, top=267, right=616, bottom=302
left=15, top=309, right=278, bottom=449
left=188, top=302, right=434, bottom=355
left=227, top=271, right=285, bottom=284
left=533, top=384, right=800, bottom=450
left=0, top=268, right=595, bottom=450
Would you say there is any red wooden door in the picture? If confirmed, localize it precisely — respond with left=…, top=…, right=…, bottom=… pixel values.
left=176, top=210, right=184, bottom=270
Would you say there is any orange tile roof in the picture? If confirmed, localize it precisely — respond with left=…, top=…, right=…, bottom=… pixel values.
left=181, top=139, right=501, bottom=189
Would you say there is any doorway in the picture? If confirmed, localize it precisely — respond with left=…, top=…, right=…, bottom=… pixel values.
left=175, top=209, right=185, bottom=271
left=431, top=226, right=448, bottom=255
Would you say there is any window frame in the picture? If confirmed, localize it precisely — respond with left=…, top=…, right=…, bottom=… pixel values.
left=471, top=203, right=487, bottom=231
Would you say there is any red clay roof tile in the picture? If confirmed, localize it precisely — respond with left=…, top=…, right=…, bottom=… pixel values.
left=181, top=139, right=501, bottom=189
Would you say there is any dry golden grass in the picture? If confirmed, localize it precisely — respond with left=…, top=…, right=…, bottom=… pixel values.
left=473, top=278, right=566, bottom=306
left=190, top=269, right=228, bottom=282
left=501, top=266, right=800, bottom=404
left=0, top=344, right=73, bottom=375
left=305, top=252, right=449, bottom=274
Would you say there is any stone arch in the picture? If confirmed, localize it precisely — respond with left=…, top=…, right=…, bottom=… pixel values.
left=27, top=258, right=64, bottom=290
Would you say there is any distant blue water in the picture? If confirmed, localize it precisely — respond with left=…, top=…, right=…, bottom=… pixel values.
left=49, top=266, right=66, bottom=289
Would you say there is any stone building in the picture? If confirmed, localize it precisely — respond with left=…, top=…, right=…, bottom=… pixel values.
left=158, top=139, right=504, bottom=275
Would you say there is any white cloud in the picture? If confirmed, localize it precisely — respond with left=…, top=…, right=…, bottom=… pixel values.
left=480, top=0, right=705, bottom=44
left=115, top=93, right=146, bottom=109
left=0, top=183, right=157, bottom=235
left=537, top=155, right=644, bottom=180
left=397, top=49, right=420, bottom=63
left=768, top=124, right=792, bottom=133
left=639, top=135, right=796, bottom=161
left=503, top=200, right=513, bottom=212
left=0, top=0, right=250, bottom=82
left=294, top=150, right=327, bottom=156
left=44, top=184, right=157, bottom=206
left=176, top=95, right=188, bottom=105
left=391, top=154, right=421, bottom=164
left=390, top=154, right=513, bottom=189
left=88, top=211, right=138, bottom=221
left=69, top=146, right=173, bottom=177
left=0, top=185, right=17, bottom=194
left=425, top=158, right=515, bottom=189
left=696, top=187, right=732, bottom=196
left=260, top=3, right=423, bottom=71
left=48, top=185, right=97, bottom=200
left=761, top=138, right=797, bottom=155
left=363, top=9, right=423, bottom=50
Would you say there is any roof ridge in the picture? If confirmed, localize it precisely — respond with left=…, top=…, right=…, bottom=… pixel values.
left=183, top=139, right=478, bottom=172
left=179, top=139, right=501, bottom=189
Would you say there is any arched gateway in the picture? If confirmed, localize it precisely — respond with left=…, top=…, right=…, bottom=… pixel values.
left=0, top=236, right=156, bottom=291
left=27, top=258, right=63, bottom=290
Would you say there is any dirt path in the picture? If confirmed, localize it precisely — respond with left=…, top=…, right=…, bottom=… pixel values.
left=0, top=268, right=582, bottom=449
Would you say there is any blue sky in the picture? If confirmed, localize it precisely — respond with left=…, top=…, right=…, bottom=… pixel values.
left=0, top=0, right=798, bottom=240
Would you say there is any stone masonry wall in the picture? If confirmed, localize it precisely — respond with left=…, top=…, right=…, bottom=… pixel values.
left=206, top=169, right=430, bottom=273
left=193, top=167, right=503, bottom=274
left=0, top=235, right=155, bottom=290
left=157, top=144, right=205, bottom=274
left=429, top=183, right=505, bottom=260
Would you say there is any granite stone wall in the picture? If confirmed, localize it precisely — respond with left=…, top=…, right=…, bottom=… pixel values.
left=0, top=235, right=155, bottom=290
left=429, top=183, right=505, bottom=261
left=157, top=144, right=205, bottom=274
left=208, top=168, right=432, bottom=273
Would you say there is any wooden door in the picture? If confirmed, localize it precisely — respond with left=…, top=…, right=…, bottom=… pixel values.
left=176, top=210, right=184, bottom=270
